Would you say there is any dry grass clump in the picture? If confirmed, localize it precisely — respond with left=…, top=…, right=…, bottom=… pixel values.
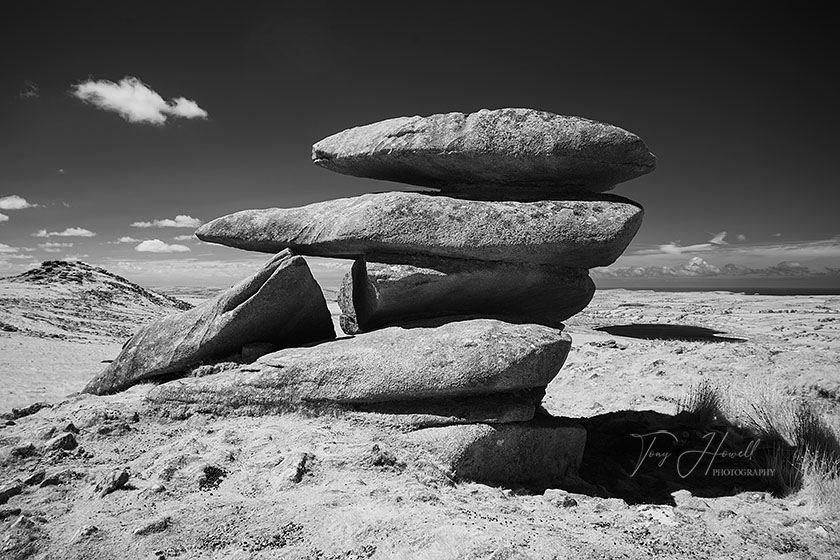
left=678, top=380, right=840, bottom=512
left=677, top=379, right=724, bottom=426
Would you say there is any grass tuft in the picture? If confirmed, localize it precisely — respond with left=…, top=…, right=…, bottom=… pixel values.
left=676, top=381, right=840, bottom=512
left=677, top=380, right=724, bottom=426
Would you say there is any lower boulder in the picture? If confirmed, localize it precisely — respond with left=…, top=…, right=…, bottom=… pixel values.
left=147, top=318, right=570, bottom=410
left=406, top=416, right=586, bottom=487
left=83, top=250, right=335, bottom=395
left=338, top=254, right=594, bottom=334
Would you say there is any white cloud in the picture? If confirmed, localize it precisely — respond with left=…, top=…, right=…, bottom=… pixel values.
left=0, top=195, right=36, bottom=210
left=98, top=255, right=352, bottom=290
left=633, top=231, right=731, bottom=256
left=172, top=234, right=196, bottom=241
left=613, top=236, right=840, bottom=273
left=71, top=77, right=208, bottom=125
left=19, top=80, right=39, bottom=99
left=62, top=254, right=89, bottom=262
left=0, top=243, right=19, bottom=253
left=592, top=257, right=810, bottom=279
left=0, top=253, right=35, bottom=274
left=709, top=231, right=728, bottom=245
left=135, top=239, right=191, bottom=253
left=636, top=242, right=714, bottom=256
left=103, top=256, right=270, bottom=286
left=0, top=213, right=7, bottom=223
left=131, top=215, right=202, bottom=228
left=168, top=97, right=207, bottom=119
left=117, top=236, right=140, bottom=243
left=38, top=242, right=74, bottom=253
left=736, top=234, right=747, bottom=242
left=32, top=227, right=96, bottom=238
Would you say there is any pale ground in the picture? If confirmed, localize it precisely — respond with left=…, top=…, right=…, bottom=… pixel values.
left=2, top=286, right=839, bottom=558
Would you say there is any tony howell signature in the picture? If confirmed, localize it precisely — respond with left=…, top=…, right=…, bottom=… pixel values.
left=630, top=430, right=761, bottom=478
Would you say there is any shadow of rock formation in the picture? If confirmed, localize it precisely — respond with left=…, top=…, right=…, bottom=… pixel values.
left=573, top=409, right=786, bottom=505
left=595, top=323, right=747, bottom=342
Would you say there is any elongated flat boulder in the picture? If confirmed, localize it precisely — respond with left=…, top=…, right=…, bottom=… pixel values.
left=406, top=416, right=586, bottom=487
left=147, top=318, right=571, bottom=408
left=338, top=255, right=594, bottom=334
left=312, top=108, right=656, bottom=192
left=195, top=192, right=643, bottom=267
left=83, top=250, right=335, bottom=395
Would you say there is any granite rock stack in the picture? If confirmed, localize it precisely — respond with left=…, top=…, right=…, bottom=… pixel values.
left=91, top=108, right=655, bottom=488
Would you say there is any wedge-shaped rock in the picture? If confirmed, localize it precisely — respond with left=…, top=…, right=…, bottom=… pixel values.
left=195, top=192, right=643, bottom=267
left=147, top=318, right=571, bottom=407
left=407, top=416, right=586, bottom=487
left=83, top=250, right=335, bottom=395
left=312, top=108, right=656, bottom=192
left=338, top=255, right=595, bottom=334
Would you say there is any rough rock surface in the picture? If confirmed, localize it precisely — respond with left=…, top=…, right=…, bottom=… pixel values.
left=195, top=191, right=643, bottom=267
left=407, top=416, right=587, bottom=487
left=311, top=108, right=656, bottom=192
left=147, top=318, right=571, bottom=408
left=338, top=255, right=595, bottom=334
left=349, top=388, right=546, bottom=428
left=83, top=250, right=335, bottom=395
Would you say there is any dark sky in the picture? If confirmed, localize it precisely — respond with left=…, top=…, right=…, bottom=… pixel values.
left=1, top=1, right=838, bottom=286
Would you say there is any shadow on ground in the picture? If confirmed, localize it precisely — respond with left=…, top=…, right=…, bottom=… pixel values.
left=573, top=409, right=782, bottom=505
left=595, top=323, right=747, bottom=342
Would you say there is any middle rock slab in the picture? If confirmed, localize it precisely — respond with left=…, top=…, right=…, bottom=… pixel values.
left=147, top=318, right=571, bottom=409
left=195, top=191, right=643, bottom=268
left=338, top=255, right=595, bottom=334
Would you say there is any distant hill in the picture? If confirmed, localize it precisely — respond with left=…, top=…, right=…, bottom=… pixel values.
left=0, top=261, right=192, bottom=341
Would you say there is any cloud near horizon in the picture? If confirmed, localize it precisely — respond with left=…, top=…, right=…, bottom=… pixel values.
left=131, top=215, right=202, bottom=228
left=71, top=77, right=208, bottom=125
left=0, top=195, right=36, bottom=210
left=0, top=213, right=7, bottom=223
left=32, top=227, right=96, bottom=238
left=635, top=231, right=729, bottom=256
left=623, top=234, right=840, bottom=270
left=592, top=256, right=836, bottom=279
left=135, top=239, right=191, bottom=253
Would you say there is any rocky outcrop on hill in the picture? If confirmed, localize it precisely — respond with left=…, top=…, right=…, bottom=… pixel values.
left=0, top=261, right=191, bottom=341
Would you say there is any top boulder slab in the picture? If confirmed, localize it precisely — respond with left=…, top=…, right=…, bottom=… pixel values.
left=312, top=108, right=656, bottom=192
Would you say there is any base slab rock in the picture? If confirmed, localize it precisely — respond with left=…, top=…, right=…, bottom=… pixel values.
left=147, top=318, right=570, bottom=408
left=407, top=416, right=586, bottom=487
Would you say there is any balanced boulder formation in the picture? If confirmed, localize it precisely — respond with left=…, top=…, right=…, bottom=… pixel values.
left=88, top=108, right=655, bottom=488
